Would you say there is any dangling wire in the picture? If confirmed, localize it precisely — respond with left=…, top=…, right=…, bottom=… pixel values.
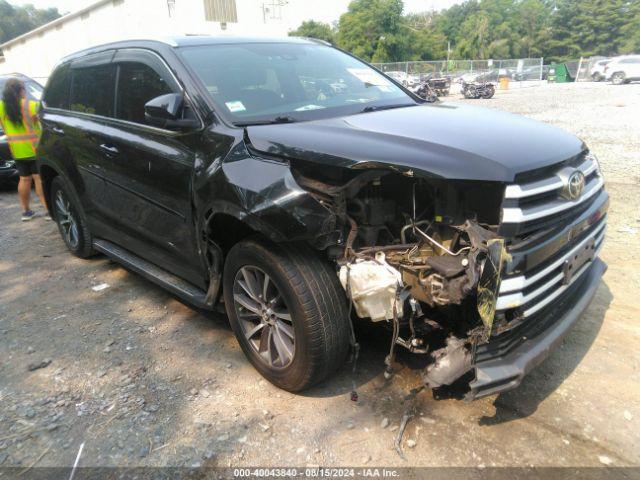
left=344, top=265, right=360, bottom=402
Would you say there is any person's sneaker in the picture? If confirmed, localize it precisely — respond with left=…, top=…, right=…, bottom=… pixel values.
left=21, top=210, right=37, bottom=222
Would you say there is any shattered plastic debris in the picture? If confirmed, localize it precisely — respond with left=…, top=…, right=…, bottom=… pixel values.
left=92, top=283, right=110, bottom=292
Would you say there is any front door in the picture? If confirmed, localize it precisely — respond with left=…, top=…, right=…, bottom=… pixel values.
left=97, top=49, right=204, bottom=286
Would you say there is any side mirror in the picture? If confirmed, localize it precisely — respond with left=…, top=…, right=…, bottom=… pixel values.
left=144, top=93, right=199, bottom=130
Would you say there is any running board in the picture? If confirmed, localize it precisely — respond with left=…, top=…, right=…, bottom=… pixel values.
left=93, top=239, right=211, bottom=309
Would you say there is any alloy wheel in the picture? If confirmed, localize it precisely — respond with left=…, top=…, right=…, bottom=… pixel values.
left=54, top=190, right=79, bottom=249
left=232, top=266, right=295, bottom=369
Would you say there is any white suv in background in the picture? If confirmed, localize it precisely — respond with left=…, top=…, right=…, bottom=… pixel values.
left=605, top=55, right=640, bottom=84
left=589, top=59, right=610, bottom=81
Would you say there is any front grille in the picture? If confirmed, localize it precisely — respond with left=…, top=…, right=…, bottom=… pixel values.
left=500, top=153, right=604, bottom=236
left=489, top=152, right=608, bottom=341
left=477, top=265, right=592, bottom=362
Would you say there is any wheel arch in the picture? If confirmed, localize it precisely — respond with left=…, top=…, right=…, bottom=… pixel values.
left=39, top=163, right=60, bottom=214
left=199, top=205, right=292, bottom=305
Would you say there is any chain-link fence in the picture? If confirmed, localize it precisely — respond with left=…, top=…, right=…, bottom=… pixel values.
left=373, top=58, right=545, bottom=86
left=574, top=57, right=611, bottom=82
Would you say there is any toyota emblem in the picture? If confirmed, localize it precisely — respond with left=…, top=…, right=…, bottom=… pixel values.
left=564, top=171, right=585, bottom=200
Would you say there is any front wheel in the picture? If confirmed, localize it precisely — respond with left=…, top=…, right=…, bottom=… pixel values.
left=611, top=72, right=626, bottom=85
left=223, top=238, right=351, bottom=392
left=482, top=85, right=495, bottom=99
left=51, top=176, right=94, bottom=258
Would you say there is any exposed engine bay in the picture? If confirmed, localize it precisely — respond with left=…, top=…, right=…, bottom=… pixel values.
left=293, top=165, right=509, bottom=395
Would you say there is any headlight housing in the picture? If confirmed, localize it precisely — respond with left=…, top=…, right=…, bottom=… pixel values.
left=585, top=151, right=603, bottom=179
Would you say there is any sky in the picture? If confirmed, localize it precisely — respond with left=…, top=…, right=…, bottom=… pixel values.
left=12, top=0, right=463, bottom=24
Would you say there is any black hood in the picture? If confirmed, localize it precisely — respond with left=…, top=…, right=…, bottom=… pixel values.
left=246, top=103, right=585, bottom=182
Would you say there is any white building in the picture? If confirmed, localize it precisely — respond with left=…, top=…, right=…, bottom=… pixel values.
left=0, top=0, right=299, bottom=83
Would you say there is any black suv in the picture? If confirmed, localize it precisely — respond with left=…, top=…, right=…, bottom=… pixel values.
left=0, top=74, right=44, bottom=186
left=38, top=37, right=608, bottom=398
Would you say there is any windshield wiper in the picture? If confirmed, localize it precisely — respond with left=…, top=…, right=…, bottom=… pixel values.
left=234, top=116, right=297, bottom=127
left=360, top=103, right=414, bottom=113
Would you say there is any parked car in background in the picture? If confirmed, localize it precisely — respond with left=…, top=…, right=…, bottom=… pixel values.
left=39, top=37, right=607, bottom=400
left=0, top=74, right=44, bottom=187
left=589, top=59, right=610, bottom=81
left=605, top=55, right=640, bottom=84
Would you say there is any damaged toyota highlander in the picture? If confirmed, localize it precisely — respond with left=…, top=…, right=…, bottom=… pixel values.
left=38, top=37, right=608, bottom=399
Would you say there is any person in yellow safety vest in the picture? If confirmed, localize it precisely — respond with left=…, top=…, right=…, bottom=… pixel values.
left=0, top=78, right=48, bottom=221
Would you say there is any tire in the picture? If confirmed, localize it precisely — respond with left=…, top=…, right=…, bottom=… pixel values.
left=51, top=176, right=95, bottom=258
left=481, top=85, right=495, bottom=99
left=223, top=237, right=351, bottom=392
left=611, top=72, right=625, bottom=85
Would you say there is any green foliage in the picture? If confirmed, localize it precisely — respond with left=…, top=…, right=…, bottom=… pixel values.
left=291, top=0, right=640, bottom=62
left=288, top=20, right=335, bottom=44
left=336, top=0, right=406, bottom=63
left=0, top=1, right=61, bottom=47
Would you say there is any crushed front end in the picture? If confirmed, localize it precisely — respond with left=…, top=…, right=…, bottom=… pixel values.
left=294, top=150, right=608, bottom=399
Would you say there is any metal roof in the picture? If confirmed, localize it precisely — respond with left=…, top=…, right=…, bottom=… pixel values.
left=0, top=0, right=113, bottom=50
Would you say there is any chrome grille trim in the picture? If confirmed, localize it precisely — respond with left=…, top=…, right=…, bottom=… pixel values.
left=499, top=218, right=607, bottom=294
left=504, top=155, right=597, bottom=200
left=496, top=230, right=605, bottom=314
left=523, top=239, right=604, bottom=317
left=502, top=175, right=604, bottom=223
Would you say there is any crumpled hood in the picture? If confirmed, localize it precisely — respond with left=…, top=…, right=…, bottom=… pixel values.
left=246, top=103, right=585, bottom=182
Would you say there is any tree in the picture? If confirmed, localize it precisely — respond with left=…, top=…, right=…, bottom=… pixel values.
left=289, top=20, right=335, bottom=43
left=403, top=12, right=448, bottom=60
left=335, top=0, right=407, bottom=63
left=0, top=1, right=60, bottom=47
left=620, top=0, right=640, bottom=54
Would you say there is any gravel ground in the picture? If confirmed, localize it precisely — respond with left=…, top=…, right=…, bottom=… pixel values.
left=0, top=82, right=639, bottom=473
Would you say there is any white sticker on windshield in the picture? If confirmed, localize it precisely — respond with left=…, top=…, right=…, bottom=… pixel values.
left=225, top=101, right=246, bottom=113
left=347, top=68, right=390, bottom=86
left=295, top=104, right=326, bottom=111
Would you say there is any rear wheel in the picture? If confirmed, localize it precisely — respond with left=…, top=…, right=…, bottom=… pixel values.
left=223, top=238, right=351, bottom=392
left=51, top=176, right=94, bottom=258
left=611, top=72, right=626, bottom=85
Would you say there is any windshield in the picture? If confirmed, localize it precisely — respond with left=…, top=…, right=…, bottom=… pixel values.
left=178, top=43, right=415, bottom=125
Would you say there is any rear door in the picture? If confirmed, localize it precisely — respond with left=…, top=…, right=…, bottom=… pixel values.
left=40, top=54, right=116, bottom=218
left=97, top=48, right=204, bottom=285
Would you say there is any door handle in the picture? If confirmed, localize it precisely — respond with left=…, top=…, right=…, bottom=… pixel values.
left=51, top=126, right=65, bottom=135
left=99, top=144, right=120, bottom=156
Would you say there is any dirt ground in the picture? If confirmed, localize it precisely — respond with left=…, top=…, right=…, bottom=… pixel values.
left=1, top=82, right=639, bottom=473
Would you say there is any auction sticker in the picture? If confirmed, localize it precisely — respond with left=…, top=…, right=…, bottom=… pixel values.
left=225, top=101, right=247, bottom=113
left=347, top=68, right=390, bottom=86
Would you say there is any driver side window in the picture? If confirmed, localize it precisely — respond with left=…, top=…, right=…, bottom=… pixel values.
left=116, top=62, right=174, bottom=125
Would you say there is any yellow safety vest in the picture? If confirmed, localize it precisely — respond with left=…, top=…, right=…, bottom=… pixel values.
left=0, top=99, right=42, bottom=160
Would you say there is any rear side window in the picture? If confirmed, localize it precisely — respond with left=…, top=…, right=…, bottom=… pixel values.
left=44, top=65, right=71, bottom=109
left=115, top=62, right=173, bottom=125
left=70, top=65, right=115, bottom=117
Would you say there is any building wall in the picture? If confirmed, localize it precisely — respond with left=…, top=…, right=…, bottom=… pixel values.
left=0, top=0, right=293, bottom=83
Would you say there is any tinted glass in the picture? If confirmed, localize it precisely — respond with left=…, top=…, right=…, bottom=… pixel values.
left=44, top=66, right=71, bottom=109
left=178, top=43, right=413, bottom=125
left=70, top=65, right=115, bottom=117
left=116, top=62, right=173, bottom=124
